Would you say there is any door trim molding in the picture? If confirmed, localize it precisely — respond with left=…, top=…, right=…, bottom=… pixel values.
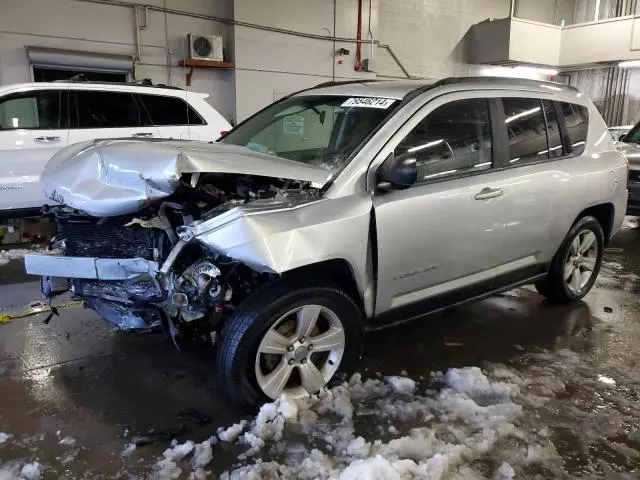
left=369, top=262, right=548, bottom=330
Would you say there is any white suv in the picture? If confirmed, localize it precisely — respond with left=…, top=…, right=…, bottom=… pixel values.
left=0, top=81, right=231, bottom=216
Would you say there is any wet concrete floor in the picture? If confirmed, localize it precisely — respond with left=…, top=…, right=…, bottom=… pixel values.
left=0, top=227, right=639, bottom=478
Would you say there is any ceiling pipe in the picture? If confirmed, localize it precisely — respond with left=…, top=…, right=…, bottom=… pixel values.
left=354, top=0, right=364, bottom=71
left=77, top=0, right=376, bottom=45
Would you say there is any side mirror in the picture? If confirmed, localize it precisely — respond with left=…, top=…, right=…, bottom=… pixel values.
left=376, top=152, right=417, bottom=192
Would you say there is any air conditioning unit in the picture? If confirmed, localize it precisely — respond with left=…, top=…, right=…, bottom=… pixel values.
left=188, top=34, right=224, bottom=61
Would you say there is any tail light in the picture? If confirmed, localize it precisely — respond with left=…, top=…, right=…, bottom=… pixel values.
left=220, top=130, right=229, bottom=138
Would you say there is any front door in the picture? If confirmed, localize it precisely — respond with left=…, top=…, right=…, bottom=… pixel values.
left=0, top=88, right=69, bottom=211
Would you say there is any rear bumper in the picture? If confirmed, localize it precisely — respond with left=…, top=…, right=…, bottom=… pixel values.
left=24, top=255, right=159, bottom=281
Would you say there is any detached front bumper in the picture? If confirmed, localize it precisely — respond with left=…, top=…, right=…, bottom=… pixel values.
left=25, top=254, right=164, bottom=330
left=24, top=255, right=159, bottom=281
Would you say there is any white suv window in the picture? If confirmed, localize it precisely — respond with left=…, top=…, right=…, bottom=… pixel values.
left=72, top=90, right=142, bottom=128
left=0, top=90, right=67, bottom=130
left=138, top=94, right=205, bottom=126
left=395, top=98, right=493, bottom=182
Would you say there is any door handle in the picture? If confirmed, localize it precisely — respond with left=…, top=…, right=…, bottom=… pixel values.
left=33, top=136, right=61, bottom=143
left=131, top=132, right=154, bottom=137
left=474, top=187, right=503, bottom=200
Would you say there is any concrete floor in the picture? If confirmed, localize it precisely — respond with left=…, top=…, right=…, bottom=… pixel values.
left=0, top=228, right=639, bottom=478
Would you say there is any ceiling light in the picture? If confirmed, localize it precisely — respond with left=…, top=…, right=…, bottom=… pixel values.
left=619, top=60, right=640, bottom=68
left=514, top=66, right=558, bottom=76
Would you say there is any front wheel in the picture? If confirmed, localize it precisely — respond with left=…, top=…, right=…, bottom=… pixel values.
left=216, top=277, right=364, bottom=408
left=536, top=216, right=604, bottom=303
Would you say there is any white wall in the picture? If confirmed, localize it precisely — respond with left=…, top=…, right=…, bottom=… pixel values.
left=233, top=0, right=512, bottom=121
left=561, top=17, right=640, bottom=66
left=514, top=0, right=578, bottom=25
left=377, top=0, right=510, bottom=79
left=509, top=19, right=562, bottom=66
left=0, top=0, right=236, bottom=122
left=233, top=0, right=377, bottom=121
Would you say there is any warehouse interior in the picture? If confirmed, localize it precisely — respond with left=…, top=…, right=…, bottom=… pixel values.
left=1, top=0, right=640, bottom=478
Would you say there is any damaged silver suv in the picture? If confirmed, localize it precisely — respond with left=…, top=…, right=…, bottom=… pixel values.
left=25, top=77, right=628, bottom=407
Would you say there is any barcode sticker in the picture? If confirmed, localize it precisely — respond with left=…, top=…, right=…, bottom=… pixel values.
left=341, top=97, right=396, bottom=109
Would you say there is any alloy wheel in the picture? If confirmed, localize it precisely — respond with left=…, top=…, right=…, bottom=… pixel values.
left=254, top=304, right=346, bottom=399
left=564, top=229, right=598, bottom=294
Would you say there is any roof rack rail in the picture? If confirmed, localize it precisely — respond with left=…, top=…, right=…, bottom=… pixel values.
left=431, top=76, right=577, bottom=91
left=53, top=74, right=183, bottom=90
left=314, top=79, right=379, bottom=88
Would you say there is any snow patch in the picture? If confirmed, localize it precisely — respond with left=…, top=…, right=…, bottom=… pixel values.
left=386, top=376, right=416, bottom=395
left=218, top=422, right=245, bottom=442
left=192, top=441, right=213, bottom=468
left=622, top=216, right=638, bottom=229
left=58, top=436, right=76, bottom=446
left=0, top=433, right=11, bottom=444
left=20, top=462, right=42, bottom=480
left=494, top=461, right=515, bottom=479
left=121, top=443, right=136, bottom=456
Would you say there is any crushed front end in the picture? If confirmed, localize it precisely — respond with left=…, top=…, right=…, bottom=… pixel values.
left=25, top=139, right=327, bottom=340
left=28, top=204, right=262, bottom=338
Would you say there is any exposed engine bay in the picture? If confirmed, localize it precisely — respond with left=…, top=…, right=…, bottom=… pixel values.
left=44, top=171, right=320, bottom=341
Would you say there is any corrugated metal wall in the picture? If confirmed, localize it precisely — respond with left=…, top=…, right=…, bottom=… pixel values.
left=570, top=68, right=636, bottom=126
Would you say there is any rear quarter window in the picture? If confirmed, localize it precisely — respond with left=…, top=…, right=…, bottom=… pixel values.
left=138, top=94, right=205, bottom=126
left=560, top=102, right=589, bottom=155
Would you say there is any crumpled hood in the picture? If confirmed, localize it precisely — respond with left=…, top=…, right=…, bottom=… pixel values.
left=617, top=141, right=640, bottom=170
left=41, top=139, right=330, bottom=217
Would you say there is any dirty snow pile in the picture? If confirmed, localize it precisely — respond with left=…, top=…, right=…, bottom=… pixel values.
left=152, top=367, right=563, bottom=479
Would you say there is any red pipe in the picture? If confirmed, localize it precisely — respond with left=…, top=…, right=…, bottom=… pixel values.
left=354, top=0, right=364, bottom=71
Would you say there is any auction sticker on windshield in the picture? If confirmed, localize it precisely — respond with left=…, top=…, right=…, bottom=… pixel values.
left=342, top=97, right=395, bottom=109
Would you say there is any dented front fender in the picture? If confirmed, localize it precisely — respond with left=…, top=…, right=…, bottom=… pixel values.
left=190, top=194, right=373, bottom=304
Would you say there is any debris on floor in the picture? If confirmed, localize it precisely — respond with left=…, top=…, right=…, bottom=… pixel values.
left=622, top=216, right=639, bottom=230
left=130, top=425, right=186, bottom=447
left=177, top=408, right=211, bottom=426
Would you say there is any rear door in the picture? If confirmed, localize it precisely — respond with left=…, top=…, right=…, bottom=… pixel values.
left=137, top=93, right=205, bottom=141
left=68, top=89, right=159, bottom=144
left=0, top=88, right=69, bottom=211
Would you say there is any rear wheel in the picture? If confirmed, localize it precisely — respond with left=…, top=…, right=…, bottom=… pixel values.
left=536, top=216, right=604, bottom=303
left=216, top=277, right=364, bottom=408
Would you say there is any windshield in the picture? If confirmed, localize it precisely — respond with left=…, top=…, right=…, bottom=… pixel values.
left=221, top=95, right=397, bottom=173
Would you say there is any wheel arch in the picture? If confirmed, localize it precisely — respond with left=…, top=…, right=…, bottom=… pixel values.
left=574, top=203, right=614, bottom=244
left=282, top=258, right=367, bottom=313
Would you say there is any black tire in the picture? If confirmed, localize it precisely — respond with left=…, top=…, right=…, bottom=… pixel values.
left=216, top=276, right=364, bottom=409
left=535, top=216, right=604, bottom=303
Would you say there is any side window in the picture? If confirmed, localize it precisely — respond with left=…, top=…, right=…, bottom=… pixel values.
left=395, top=98, right=492, bottom=182
left=542, top=100, right=564, bottom=158
left=561, top=102, right=589, bottom=155
left=0, top=90, right=66, bottom=130
left=73, top=91, right=142, bottom=128
left=503, top=97, right=548, bottom=164
left=138, top=94, right=206, bottom=126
